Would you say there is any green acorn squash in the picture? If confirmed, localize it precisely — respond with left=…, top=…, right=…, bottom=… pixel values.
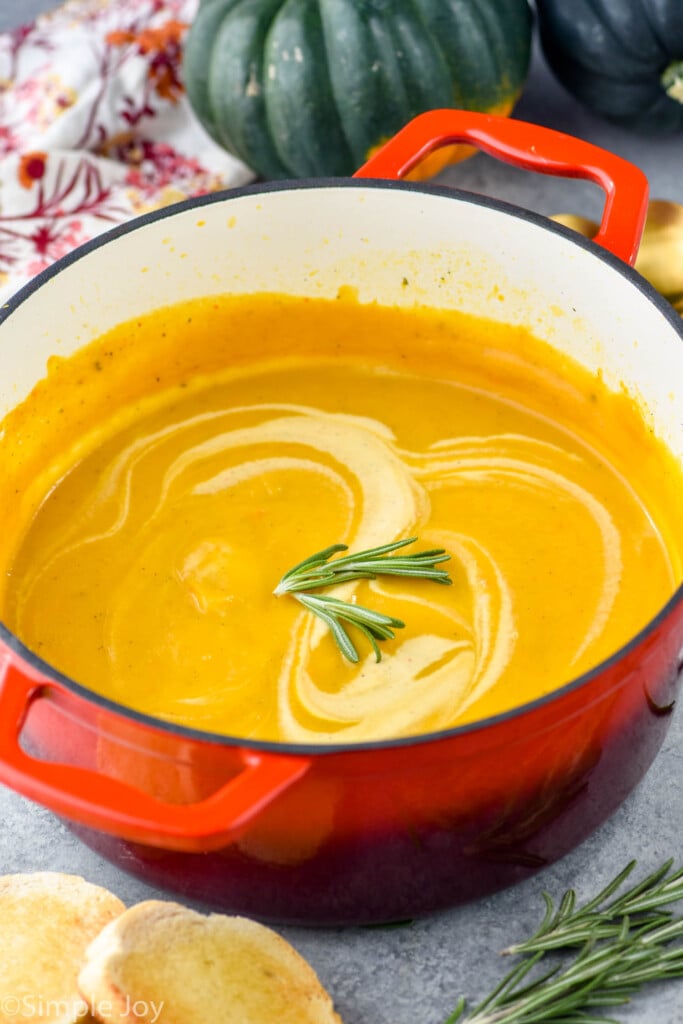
left=183, top=0, right=533, bottom=180
left=536, top=0, right=683, bottom=133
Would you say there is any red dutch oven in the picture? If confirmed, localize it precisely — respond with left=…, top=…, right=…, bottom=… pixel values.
left=1, top=110, right=682, bottom=926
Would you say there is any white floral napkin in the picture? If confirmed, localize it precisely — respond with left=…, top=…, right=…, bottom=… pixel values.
left=0, top=0, right=254, bottom=306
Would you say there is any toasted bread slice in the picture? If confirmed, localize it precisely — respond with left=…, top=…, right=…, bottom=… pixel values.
left=0, top=872, right=125, bottom=1024
left=78, top=900, right=342, bottom=1024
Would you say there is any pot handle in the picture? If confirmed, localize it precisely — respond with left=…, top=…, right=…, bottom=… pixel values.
left=353, top=109, right=648, bottom=267
left=0, top=654, right=311, bottom=853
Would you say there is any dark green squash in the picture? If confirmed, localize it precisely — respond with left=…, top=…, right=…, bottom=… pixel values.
left=536, top=0, right=683, bottom=133
left=183, top=0, right=533, bottom=180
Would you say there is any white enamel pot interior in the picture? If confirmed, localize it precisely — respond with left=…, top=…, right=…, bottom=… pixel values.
left=2, top=180, right=683, bottom=457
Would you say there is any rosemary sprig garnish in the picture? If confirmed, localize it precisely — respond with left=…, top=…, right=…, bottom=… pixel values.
left=274, top=537, right=452, bottom=663
left=446, top=860, right=683, bottom=1024
left=274, top=537, right=452, bottom=595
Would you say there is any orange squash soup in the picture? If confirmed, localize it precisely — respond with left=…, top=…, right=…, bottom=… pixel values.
left=0, top=291, right=682, bottom=743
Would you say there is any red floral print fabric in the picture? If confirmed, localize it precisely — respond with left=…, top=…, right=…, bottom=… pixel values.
left=0, top=0, right=253, bottom=303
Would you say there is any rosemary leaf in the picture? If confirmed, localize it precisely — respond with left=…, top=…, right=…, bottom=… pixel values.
left=293, top=592, right=405, bottom=664
left=451, top=861, right=683, bottom=1024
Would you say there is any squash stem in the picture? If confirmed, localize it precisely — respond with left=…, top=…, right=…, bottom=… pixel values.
left=662, top=60, right=683, bottom=105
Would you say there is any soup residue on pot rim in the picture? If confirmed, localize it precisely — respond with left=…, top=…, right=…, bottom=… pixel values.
left=0, top=289, right=682, bottom=744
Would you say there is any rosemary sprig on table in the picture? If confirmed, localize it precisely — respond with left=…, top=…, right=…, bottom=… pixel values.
left=274, top=537, right=452, bottom=663
left=446, top=860, right=683, bottom=1024
left=504, top=859, right=683, bottom=955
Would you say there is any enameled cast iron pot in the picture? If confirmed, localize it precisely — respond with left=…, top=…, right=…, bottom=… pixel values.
left=1, top=111, right=683, bottom=926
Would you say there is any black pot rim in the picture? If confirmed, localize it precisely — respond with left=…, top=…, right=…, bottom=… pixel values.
left=1, top=175, right=682, bottom=757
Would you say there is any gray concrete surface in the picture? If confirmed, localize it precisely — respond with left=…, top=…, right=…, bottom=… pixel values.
left=2, top=3, right=683, bottom=1023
